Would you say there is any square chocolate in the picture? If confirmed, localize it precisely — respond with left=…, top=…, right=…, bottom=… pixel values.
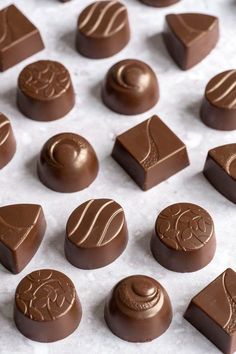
left=112, top=115, right=189, bottom=190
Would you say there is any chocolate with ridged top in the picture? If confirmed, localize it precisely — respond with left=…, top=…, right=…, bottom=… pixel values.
left=140, top=0, right=180, bottom=7
left=0, top=113, right=16, bottom=169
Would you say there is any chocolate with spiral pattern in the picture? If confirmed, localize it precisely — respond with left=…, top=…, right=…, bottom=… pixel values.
left=0, top=113, right=16, bottom=169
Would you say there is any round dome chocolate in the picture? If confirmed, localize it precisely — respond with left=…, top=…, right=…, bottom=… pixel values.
left=14, top=269, right=82, bottom=342
left=140, top=0, right=180, bottom=7
left=37, top=132, right=99, bottom=193
left=102, top=59, right=159, bottom=115
left=0, top=113, right=16, bottom=169
left=17, top=60, right=75, bottom=121
left=150, top=203, right=216, bottom=272
left=104, top=275, right=172, bottom=342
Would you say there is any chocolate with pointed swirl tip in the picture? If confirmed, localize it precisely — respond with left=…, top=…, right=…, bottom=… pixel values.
left=0, top=113, right=16, bottom=169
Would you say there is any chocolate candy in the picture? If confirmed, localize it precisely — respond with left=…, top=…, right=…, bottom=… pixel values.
left=112, top=115, right=189, bottom=191
left=17, top=60, right=75, bottom=122
left=0, top=5, right=44, bottom=72
left=0, top=113, right=16, bottom=169
left=104, top=275, right=172, bottom=342
left=140, top=0, right=180, bottom=7
left=102, top=59, right=159, bottom=115
left=184, top=268, right=236, bottom=354
left=37, top=133, right=98, bottom=193
left=200, top=70, right=236, bottom=130
left=0, top=204, right=46, bottom=274
left=76, top=1, right=130, bottom=59
left=203, top=144, right=236, bottom=204
left=14, top=269, right=82, bottom=342
left=65, top=199, right=128, bottom=269
left=163, top=13, right=219, bottom=70
left=150, top=203, right=216, bottom=273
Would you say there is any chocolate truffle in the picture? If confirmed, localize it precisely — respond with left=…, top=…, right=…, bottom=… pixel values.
left=65, top=199, right=128, bottom=269
left=150, top=203, right=216, bottom=273
left=112, top=115, right=189, bottom=191
left=102, top=59, right=159, bottom=115
left=0, top=113, right=16, bottom=169
left=0, top=204, right=46, bottom=274
left=17, top=60, right=75, bottom=122
left=14, top=269, right=82, bottom=342
left=37, top=133, right=98, bottom=193
left=104, top=275, right=172, bottom=342
left=140, top=0, right=180, bottom=7
left=163, top=13, right=219, bottom=70
left=203, top=144, right=236, bottom=203
left=200, top=70, right=236, bottom=130
left=0, top=5, right=44, bottom=72
left=184, top=268, right=236, bottom=354
left=76, top=1, right=130, bottom=59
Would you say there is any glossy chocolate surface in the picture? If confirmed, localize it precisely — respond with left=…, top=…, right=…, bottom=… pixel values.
left=76, top=1, right=130, bottom=59
left=37, top=132, right=99, bottom=193
left=102, top=59, right=159, bottom=115
left=0, top=113, right=16, bottom=169
left=112, top=115, right=189, bottom=191
left=104, top=275, right=172, bottom=342
left=140, top=0, right=180, bottom=7
left=200, top=70, right=236, bottom=130
left=0, top=204, right=46, bottom=274
left=65, top=199, right=128, bottom=269
left=14, top=269, right=82, bottom=342
left=17, top=60, right=75, bottom=121
left=184, top=268, right=236, bottom=354
left=204, top=144, right=236, bottom=203
left=163, top=13, right=219, bottom=70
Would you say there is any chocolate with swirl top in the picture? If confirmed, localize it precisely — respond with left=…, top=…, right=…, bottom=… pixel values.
left=104, top=275, right=172, bottom=342
left=17, top=60, right=75, bottom=121
left=102, top=59, right=159, bottom=115
left=140, top=0, right=180, bottom=7
left=0, top=113, right=16, bottom=169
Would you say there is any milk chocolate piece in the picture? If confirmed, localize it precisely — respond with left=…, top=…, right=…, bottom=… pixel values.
left=200, top=70, right=236, bottom=130
left=112, top=115, right=189, bottom=191
left=76, top=1, right=130, bottom=59
left=140, top=0, right=180, bottom=7
left=0, top=5, right=44, bottom=72
left=163, top=13, right=219, bottom=70
left=184, top=268, right=236, bottom=354
left=0, top=204, right=46, bottom=274
left=102, top=59, right=159, bottom=115
left=203, top=144, right=236, bottom=203
left=65, top=199, right=128, bottom=269
left=17, top=60, right=75, bottom=121
left=151, top=203, right=216, bottom=273
left=14, top=269, right=82, bottom=342
left=0, top=113, right=16, bottom=169
left=104, top=275, right=172, bottom=342
left=37, top=133, right=99, bottom=193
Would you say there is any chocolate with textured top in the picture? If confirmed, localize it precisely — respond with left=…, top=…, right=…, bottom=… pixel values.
left=163, top=13, right=219, bottom=70
left=102, top=59, right=159, bottom=115
left=37, top=133, right=99, bottom=193
left=0, top=113, right=16, bottom=169
left=112, top=115, right=189, bottom=191
left=17, top=60, right=75, bottom=121
left=0, top=204, right=46, bottom=274
left=150, top=203, right=216, bottom=272
left=0, top=5, right=44, bottom=72
left=65, top=198, right=128, bottom=269
left=76, top=1, right=130, bottom=59
left=200, top=70, right=236, bottom=130
left=14, top=269, right=82, bottom=342
left=140, top=0, right=180, bottom=7
left=203, top=144, right=236, bottom=203
left=184, top=268, right=236, bottom=354
left=104, top=275, right=172, bottom=342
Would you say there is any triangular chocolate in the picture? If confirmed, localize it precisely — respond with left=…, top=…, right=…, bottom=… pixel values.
left=0, top=204, right=46, bottom=273
left=203, top=144, right=236, bottom=203
left=163, top=13, right=219, bottom=69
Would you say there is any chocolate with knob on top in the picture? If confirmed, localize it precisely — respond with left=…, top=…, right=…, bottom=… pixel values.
left=76, top=1, right=130, bottom=59
left=102, top=59, right=159, bottom=115
left=140, top=0, right=180, bottom=7
left=37, top=133, right=99, bottom=193
left=104, top=275, right=172, bottom=342
left=17, top=60, right=75, bottom=122
left=65, top=199, right=128, bottom=269
left=0, top=113, right=16, bottom=169
left=14, top=269, right=82, bottom=342
left=150, top=203, right=216, bottom=272
left=163, top=13, right=219, bottom=70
